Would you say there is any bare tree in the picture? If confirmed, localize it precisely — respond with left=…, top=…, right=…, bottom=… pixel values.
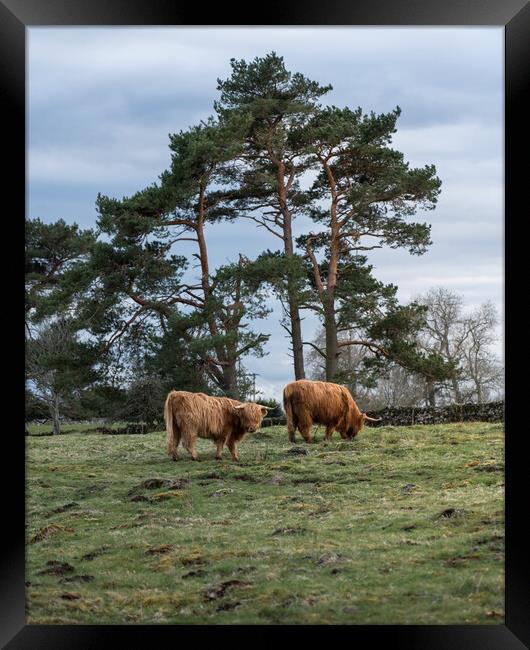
left=369, top=365, right=427, bottom=409
left=461, top=302, right=503, bottom=402
left=307, top=288, right=503, bottom=408
left=415, top=288, right=503, bottom=404
left=26, top=319, right=91, bottom=434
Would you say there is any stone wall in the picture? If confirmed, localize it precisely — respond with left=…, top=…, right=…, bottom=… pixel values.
left=364, top=401, right=504, bottom=426
left=261, top=401, right=504, bottom=428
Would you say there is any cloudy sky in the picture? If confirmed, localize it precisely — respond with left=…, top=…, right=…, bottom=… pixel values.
left=28, top=27, right=503, bottom=400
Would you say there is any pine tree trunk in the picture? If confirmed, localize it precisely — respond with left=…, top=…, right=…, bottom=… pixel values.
left=426, top=380, right=436, bottom=408
left=222, top=362, right=239, bottom=400
left=50, top=395, right=61, bottom=435
left=283, top=216, right=305, bottom=380
left=323, top=294, right=339, bottom=381
left=287, top=287, right=305, bottom=380
left=451, top=378, right=462, bottom=403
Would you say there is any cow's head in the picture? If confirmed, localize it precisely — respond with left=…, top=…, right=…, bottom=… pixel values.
left=344, top=412, right=382, bottom=439
left=233, top=403, right=270, bottom=433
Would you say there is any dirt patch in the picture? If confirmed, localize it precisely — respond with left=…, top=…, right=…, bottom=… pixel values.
left=444, top=553, right=481, bottom=567
left=51, top=502, right=79, bottom=514
left=436, top=508, right=465, bottom=520
left=211, top=488, right=234, bottom=498
left=203, top=580, right=250, bottom=601
left=231, top=474, right=259, bottom=483
left=217, top=601, right=241, bottom=611
left=60, top=592, right=81, bottom=600
left=272, top=526, right=307, bottom=536
left=146, top=545, right=172, bottom=556
left=81, top=547, right=109, bottom=561
left=128, top=478, right=190, bottom=500
left=141, top=477, right=190, bottom=490
left=285, top=447, right=308, bottom=456
left=401, top=483, right=417, bottom=493
left=181, top=555, right=205, bottom=567
left=182, top=569, right=207, bottom=579
left=75, top=483, right=109, bottom=499
left=30, top=524, right=74, bottom=544
left=150, top=491, right=183, bottom=502
left=309, top=505, right=331, bottom=517
left=38, top=561, right=75, bottom=576
left=317, top=552, right=342, bottom=566
left=474, top=464, right=503, bottom=473
left=139, top=478, right=170, bottom=490
left=61, top=574, right=94, bottom=583
left=292, top=477, right=322, bottom=485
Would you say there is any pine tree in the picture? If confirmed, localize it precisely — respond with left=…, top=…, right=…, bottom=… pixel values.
left=216, top=52, right=332, bottom=380
left=92, top=118, right=269, bottom=397
left=295, top=105, right=443, bottom=380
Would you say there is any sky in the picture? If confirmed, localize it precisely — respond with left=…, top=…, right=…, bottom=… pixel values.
left=28, top=27, right=504, bottom=401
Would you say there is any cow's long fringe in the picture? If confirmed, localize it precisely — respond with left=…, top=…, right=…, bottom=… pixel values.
left=164, top=391, right=177, bottom=457
left=283, top=387, right=297, bottom=439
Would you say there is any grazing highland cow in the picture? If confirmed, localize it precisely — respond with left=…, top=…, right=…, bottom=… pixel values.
left=283, top=379, right=381, bottom=443
left=164, top=390, right=270, bottom=462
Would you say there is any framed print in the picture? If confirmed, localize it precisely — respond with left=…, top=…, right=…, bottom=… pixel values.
left=5, top=0, right=529, bottom=647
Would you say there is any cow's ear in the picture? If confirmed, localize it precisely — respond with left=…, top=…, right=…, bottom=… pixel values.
left=260, top=406, right=268, bottom=415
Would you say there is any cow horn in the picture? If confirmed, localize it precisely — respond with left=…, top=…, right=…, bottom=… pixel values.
left=234, top=404, right=245, bottom=410
left=363, top=414, right=382, bottom=422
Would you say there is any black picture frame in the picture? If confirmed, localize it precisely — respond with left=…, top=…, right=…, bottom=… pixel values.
left=5, top=0, right=528, bottom=647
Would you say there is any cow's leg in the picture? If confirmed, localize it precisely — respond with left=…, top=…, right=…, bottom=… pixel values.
left=167, top=426, right=181, bottom=461
left=324, top=425, right=334, bottom=441
left=287, top=421, right=296, bottom=443
left=182, top=433, right=199, bottom=461
left=298, top=419, right=314, bottom=444
left=226, top=437, right=240, bottom=462
left=215, top=439, right=225, bottom=460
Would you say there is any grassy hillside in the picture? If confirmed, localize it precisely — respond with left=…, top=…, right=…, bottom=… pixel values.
left=25, top=422, right=504, bottom=624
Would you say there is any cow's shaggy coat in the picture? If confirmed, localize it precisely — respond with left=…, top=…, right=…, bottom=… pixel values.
left=283, top=379, right=380, bottom=443
left=164, top=390, right=268, bottom=461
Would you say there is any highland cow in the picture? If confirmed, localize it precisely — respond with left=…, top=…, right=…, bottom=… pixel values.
left=164, top=390, right=270, bottom=462
left=283, top=379, right=381, bottom=443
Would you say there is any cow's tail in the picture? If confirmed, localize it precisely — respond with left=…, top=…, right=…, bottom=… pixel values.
left=164, top=391, right=178, bottom=459
left=283, top=386, right=297, bottom=442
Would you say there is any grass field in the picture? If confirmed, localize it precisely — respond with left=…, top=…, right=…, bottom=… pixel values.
left=25, top=421, right=504, bottom=625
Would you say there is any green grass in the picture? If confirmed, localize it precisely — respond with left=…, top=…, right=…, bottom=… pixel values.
left=26, top=421, right=504, bottom=624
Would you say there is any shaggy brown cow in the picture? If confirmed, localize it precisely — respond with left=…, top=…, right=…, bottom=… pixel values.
left=164, top=390, right=269, bottom=462
left=283, top=379, right=381, bottom=443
